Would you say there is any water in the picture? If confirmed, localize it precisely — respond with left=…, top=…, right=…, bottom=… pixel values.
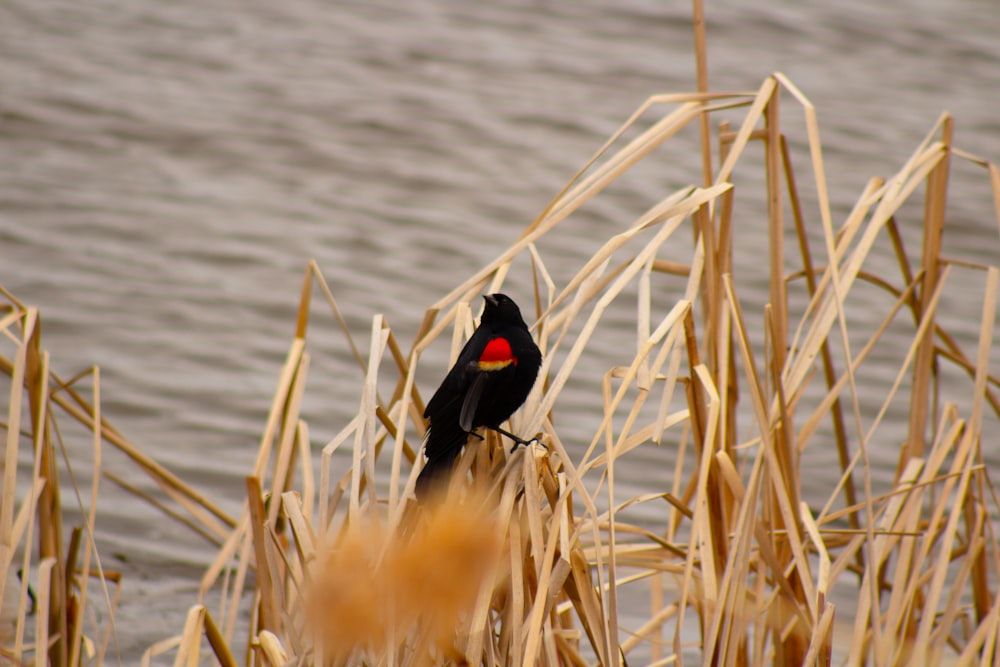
left=2, top=0, right=1000, bottom=661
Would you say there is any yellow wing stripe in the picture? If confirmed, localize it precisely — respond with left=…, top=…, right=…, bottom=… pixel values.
left=478, top=359, right=514, bottom=371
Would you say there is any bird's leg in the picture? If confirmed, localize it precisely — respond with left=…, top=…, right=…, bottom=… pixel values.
left=489, top=426, right=544, bottom=454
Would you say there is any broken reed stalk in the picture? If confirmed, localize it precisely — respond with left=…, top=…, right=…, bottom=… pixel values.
left=0, top=307, right=234, bottom=662
left=0, top=310, right=116, bottom=667
left=4, top=75, right=1000, bottom=667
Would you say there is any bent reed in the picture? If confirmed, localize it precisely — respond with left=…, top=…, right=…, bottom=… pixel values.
left=4, top=19, right=1000, bottom=667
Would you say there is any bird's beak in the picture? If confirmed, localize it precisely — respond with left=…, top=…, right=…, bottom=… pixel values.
left=484, top=294, right=498, bottom=307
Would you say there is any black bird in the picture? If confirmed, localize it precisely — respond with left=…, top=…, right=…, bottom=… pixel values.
left=415, top=293, right=542, bottom=498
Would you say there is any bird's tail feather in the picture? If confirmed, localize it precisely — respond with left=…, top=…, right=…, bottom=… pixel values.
left=415, top=453, right=457, bottom=500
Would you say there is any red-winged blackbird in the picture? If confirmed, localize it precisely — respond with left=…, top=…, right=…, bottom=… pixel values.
left=415, top=293, right=542, bottom=498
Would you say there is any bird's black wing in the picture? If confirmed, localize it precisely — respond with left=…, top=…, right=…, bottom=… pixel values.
left=459, top=370, right=488, bottom=433
left=423, top=330, right=486, bottom=419
left=423, top=359, right=481, bottom=461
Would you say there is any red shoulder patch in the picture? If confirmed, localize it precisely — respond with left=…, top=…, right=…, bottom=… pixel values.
left=480, top=337, right=516, bottom=365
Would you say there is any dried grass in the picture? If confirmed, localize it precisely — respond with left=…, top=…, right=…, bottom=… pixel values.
left=4, top=4, right=1000, bottom=666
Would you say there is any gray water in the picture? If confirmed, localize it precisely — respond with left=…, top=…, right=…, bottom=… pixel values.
left=3, top=0, right=1000, bottom=661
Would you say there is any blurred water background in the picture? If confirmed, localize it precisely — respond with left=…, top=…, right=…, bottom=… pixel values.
left=2, top=0, right=1000, bottom=659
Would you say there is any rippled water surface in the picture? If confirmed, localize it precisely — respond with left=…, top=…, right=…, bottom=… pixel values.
left=3, top=0, right=1000, bottom=659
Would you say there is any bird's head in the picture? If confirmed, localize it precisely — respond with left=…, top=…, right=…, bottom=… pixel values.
left=481, top=293, right=527, bottom=327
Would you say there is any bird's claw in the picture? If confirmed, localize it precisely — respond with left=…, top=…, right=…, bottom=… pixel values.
left=509, top=436, right=544, bottom=454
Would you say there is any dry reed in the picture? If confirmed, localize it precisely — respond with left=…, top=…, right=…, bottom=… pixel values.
left=4, top=5, right=1000, bottom=667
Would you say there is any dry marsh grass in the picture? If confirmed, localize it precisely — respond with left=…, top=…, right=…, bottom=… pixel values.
left=5, top=13, right=1000, bottom=667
